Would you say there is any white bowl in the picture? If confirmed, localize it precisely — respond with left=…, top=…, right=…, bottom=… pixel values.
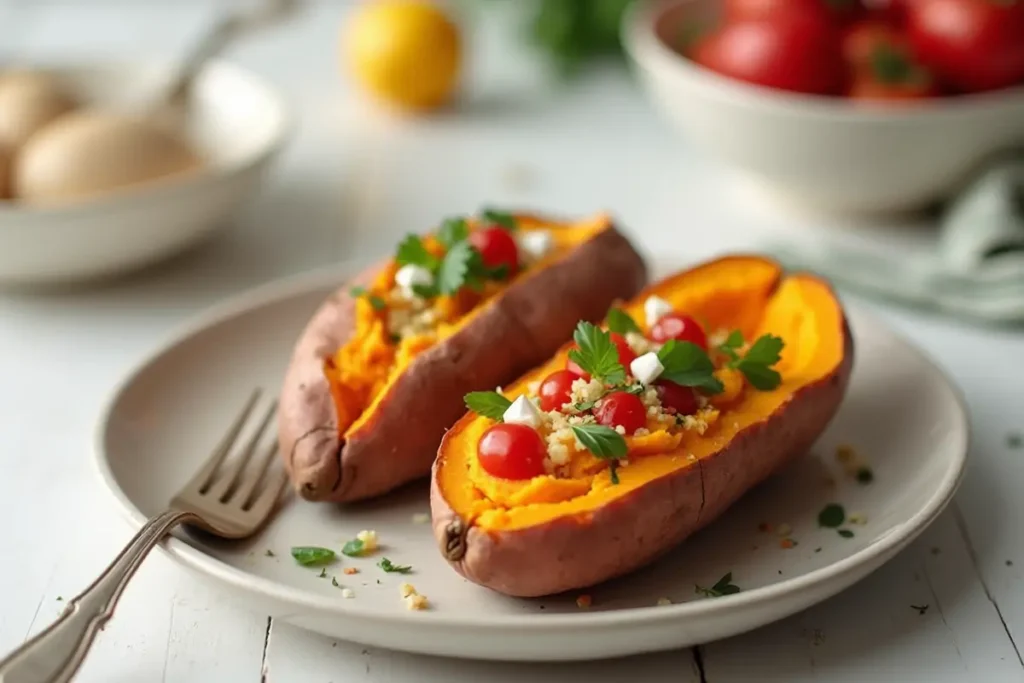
left=622, top=0, right=1024, bottom=215
left=0, top=59, right=291, bottom=286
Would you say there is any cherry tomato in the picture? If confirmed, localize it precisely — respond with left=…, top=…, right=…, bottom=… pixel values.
left=468, top=227, right=519, bottom=276
left=842, top=20, right=906, bottom=69
left=724, top=0, right=866, bottom=25
left=906, top=0, right=1024, bottom=93
left=593, top=391, right=647, bottom=434
left=865, top=0, right=906, bottom=25
left=693, top=14, right=847, bottom=95
left=655, top=381, right=700, bottom=416
left=477, top=423, right=547, bottom=480
left=566, top=333, right=637, bottom=380
left=538, top=369, right=581, bottom=412
left=649, top=313, right=708, bottom=349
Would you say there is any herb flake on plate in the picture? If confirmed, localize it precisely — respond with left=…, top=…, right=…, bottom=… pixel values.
left=290, top=546, right=337, bottom=567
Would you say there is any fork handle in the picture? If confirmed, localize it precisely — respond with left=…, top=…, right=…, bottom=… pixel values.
left=0, top=510, right=199, bottom=683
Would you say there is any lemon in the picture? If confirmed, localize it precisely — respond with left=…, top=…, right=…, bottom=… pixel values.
left=344, top=0, right=462, bottom=112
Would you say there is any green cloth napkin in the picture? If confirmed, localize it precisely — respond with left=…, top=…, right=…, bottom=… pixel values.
left=767, top=157, right=1024, bottom=324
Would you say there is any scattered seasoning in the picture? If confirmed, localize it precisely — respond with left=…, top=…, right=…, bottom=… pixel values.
left=656, top=597, right=672, bottom=606
left=695, top=572, right=741, bottom=597
left=818, top=504, right=845, bottom=528
left=378, top=558, right=413, bottom=574
left=342, top=588, right=355, bottom=599
left=290, top=546, right=337, bottom=567
left=576, top=594, right=593, bottom=608
left=838, top=529, right=855, bottom=539
left=848, top=513, right=868, bottom=525
left=265, top=549, right=276, bottom=557
left=331, top=576, right=340, bottom=588
left=344, top=567, right=359, bottom=575
left=56, top=596, right=63, bottom=602
left=318, top=568, right=328, bottom=579
left=814, top=547, right=822, bottom=553
left=1007, top=560, right=1014, bottom=567
left=775, top=523, right=792, bottom=537
left=1007, top=432, right=1022, bottom=449
left=856, top=467, right=874, bottom=484
left=780, top=538, right=797, bottom=549
left=411, top=513, right=430, bottom=524
left=911, top=604, right=929, bottom=615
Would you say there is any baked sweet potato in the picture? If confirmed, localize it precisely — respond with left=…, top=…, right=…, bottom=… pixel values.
left=278, top=210, right=647, bottom=503
left=431, top=255, right=853, bottom=597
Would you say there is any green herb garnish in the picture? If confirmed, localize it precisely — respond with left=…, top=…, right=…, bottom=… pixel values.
left=571, top=424, right=628, bottom=459
left=567, top=321, right=626, bottom=385
left=341, top=539, right=366, bottom=557
left=349, top=285, right=366, bottom=297
left=818, top=504, right=845, bottom=529
left=331, top=576, right=340, bottom=588
left=731, top=334, right=784, bottom=391
left=856, top=467, right=874, bottom=484
left=366, top=294, right=386, bottom=311
left=606, top=307, right=642, bottom=336
left=838, top=529, right=855, bottom=539
left=695, top=572, right=741, bottom=598
left=657, top=340, right=724, bottom=394
left=716, top=330, right=745, bottom=362
left=464, top=391, right=512, bottom=421
left=481, top=208, right=517, bottom=230
left=318, top=567, right=328, bottom=578
left=378, top=557, right=413, bottom=574
left=438, top=217, right=469, bottom=247
left=290, top=546, right=337, bottom=567
left=395, top=234, right=440, bottom=270
left=265, top=549, right=275, bottom=557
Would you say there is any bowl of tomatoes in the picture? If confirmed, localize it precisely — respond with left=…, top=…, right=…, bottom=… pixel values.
left=622, top=0, right=1024, bottom=215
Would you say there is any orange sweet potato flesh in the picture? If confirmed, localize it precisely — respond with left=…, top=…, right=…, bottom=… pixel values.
left=431, top=255, right=854, bottom=597
left=277, top=212, right=647, bottom=503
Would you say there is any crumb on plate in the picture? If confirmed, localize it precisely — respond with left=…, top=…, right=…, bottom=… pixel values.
left=576, top=594, right=592, bottom=609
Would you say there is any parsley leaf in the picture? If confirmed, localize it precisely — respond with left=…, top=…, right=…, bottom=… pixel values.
left=290, top=546, right=337, bottom=566
left=438, top=217, right=469, bottom=247
left=732, top=334, right=784, bottom=391
left=378, top=557, right=413, bottom=574
left=657, top=340, right=724, bottom=394
left=464, top=391, right=512, bottom=421
left=396, top=234, right=440, bottom=269
left=341, top=539, right=366, bottom=557
left=818, top=503, right=845, bottom=528
left=567, top=321, right=626, bottom=385
left=695, top=572, right=741, bottom=597
left=436, top=240, right=479, bottom=295
left=716, top=329, right=744, bottom=362
left=606, top=307, right=642, bottom=336
left=481, top=208, right=518, bottom=231
left=572, top=424, right=628, bottom=459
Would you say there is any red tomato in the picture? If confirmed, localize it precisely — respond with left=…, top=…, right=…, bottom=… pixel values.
left=566, top=333, right=637, bottom=380
left=538, top=369, right=581, bottom=412
left=865, top=0, right=906, bottom=25
left=655, top=381, right=700, bottom=416
left=468, top=227, right=519, bottom=276
left=693, top=14, right=847, bottom=95
left=593, top=391, right=647, bottom=434
left=725, top=0, right=866, bottom=24
left=906, top=0, right=1024, bottom=93
left=477, top=423, right=547, bottom=480
left=842, top=20, right=906, bottom=69
left=843, top=20, right=938, bottom=101
left=649, top=313, right=708, bottom=349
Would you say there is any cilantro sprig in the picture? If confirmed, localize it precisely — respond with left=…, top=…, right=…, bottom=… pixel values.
left=464, top=391, right=512, bottom=421
left=290, top=546, right=336, bottom=567
left=395, top=230, right=509, bottom=300
left=438, top=217, right=469, bottom=247
left=567, top=322, right=626, bottom=385
left=395, top=234, right=440, bottom=270
left=695, top=572, right=741, bottom=598
left=378, top=557, right=413, bottom=574
left=657, top=340, right=724, bottom=394
left=717, top=331, right=785, bottom=391
left=481, top=208, right=518, bottom=231
left=606, top=307, right=642, bottom=336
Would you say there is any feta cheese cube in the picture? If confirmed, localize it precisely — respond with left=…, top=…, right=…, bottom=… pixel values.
left=644, top=295, right=673, bottom=326
left=394, top=264, right=433, bottom=297
left=502, top=394, right=543, bottom=429
left=630, top=352, right=664, bottom=385
left=516, top=230, right=554, bottom=262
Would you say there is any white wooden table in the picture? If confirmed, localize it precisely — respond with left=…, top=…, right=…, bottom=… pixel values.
left=1, top=2, right=1022, bottom=681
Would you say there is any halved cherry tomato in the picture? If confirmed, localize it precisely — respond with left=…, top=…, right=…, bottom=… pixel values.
left=538, top=369, right=582, bottom=412
left=649, top=313, right=708, bottom=350
left=693, top=14, right=847, bottom=95
left=566, top=333, right=637, bottom=380
left=842, top=20, right=906, bottom=69
left=906, top=0, right=1024, bottom=93
left=469, top=227, right=519, bottom=276
left=477, top=423, right=547, bottom=480
left=655, top=381, right=699, bottom=416
left=724, top=0, right=866, bottom=25
left=593, top=391, right=647, bottom=434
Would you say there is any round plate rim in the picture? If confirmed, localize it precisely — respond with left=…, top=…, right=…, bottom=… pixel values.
left=91, top=260, right=970, bottom=631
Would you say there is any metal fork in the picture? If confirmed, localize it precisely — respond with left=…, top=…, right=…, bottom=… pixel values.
left=0, top=390, right=286, bottom=683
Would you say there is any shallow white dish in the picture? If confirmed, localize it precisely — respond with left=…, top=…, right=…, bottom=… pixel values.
left=0, top=59, right=291, bottom=286
left=623, top=0, right=1024, bottom=215
left=93, top=260, right=968, bottom=662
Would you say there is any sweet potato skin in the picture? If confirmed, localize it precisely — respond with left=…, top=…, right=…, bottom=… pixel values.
left=430, top=315, right=854, bottom=598
left=277, top=221, right=647, bottom=503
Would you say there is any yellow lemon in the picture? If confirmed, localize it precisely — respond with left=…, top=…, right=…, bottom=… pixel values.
left=345, top=0, right=462, bottom=112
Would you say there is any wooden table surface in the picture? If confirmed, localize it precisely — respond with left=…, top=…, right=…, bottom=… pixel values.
left=1, top=1, right=1022, bottom=681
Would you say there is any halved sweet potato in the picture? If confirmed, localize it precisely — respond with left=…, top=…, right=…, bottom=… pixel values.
left=431, top=255, right=853, bottom=597
left=278, top=211, right=647, bottom=503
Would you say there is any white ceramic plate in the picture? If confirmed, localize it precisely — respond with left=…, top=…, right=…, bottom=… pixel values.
left=93, top=261, right=968, bottom=662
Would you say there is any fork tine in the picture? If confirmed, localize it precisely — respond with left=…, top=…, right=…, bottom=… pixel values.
left=209, top=399, right=277, bottom=502
left=190, top=389, right=262, bottom=493
left=235, top=440, right=280, bottom=509
left=247, top=466, right=288, bottom=520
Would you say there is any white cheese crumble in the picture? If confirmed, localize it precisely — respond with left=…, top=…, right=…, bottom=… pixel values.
left=517, top=230, right=554, bottom=263
left=356, top=530, right=378, bottom=552
left=630, top=352, right=664, bottom=385
left=394, top=264, right=433, bottom=298
left=644, top=295, right=672, bottom=326
left=503, top=395, right=543, bottom=429
left=405, top=593, right=429, bottom=611
left=341, top=588, right=355, bottom=599
left=399, top=582, right=416, bottom=598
